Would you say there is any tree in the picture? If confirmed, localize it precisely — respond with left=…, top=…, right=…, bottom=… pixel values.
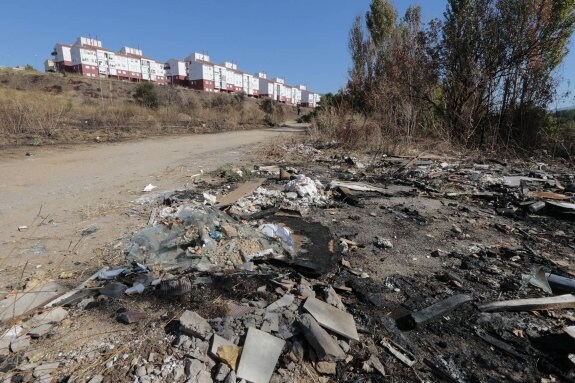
left=133, top=82, right=159, bottom=109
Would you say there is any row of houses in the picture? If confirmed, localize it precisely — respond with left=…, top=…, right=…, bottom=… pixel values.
left=48, top=37, right=321, bottom=107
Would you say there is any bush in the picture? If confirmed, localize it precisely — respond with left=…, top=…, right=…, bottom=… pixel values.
left=133, top=82, right=159, bottom=109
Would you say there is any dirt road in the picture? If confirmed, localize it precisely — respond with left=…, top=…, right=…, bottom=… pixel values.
left=0, top=129, right=292, bottom=287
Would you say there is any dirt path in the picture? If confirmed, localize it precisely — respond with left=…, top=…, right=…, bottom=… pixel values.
left=0, top=129, right=293, bottom=287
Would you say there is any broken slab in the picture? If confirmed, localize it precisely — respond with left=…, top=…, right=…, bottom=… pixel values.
left=10, top=335, right=31, bottom=352
left=329, top=181, right=386, bottom=194
left=215, top=179, right=266, bottom=208
left=0, top=282, right=67, bottom=323
left=236, top=328, right=285, bottom=383
left=179, top=310, right=213, bottom=340
left=210, top=334, right=234, bottom=360
left=398, top=294, right=472, bottom=329
left=28, top=323, right=53, bottom=339
left=266, top=294, right=295, bottom=312
left=479, top=294, right=575, bottom=312
left=26, top=307, right=68, bottom=328
left=299, top=314, right=346, bottom=361
left=303, top=297, right=359, bottom=341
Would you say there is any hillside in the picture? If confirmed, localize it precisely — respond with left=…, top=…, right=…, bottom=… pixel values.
left=0, top=69, right=301, bottom=147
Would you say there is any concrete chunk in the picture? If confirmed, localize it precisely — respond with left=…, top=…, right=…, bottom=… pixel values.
left=299, top=314, right=346, bottom=361
left=179, top=310, right=212, bottom=340
left=28, top=323, right=53, bottom=339
left=0, top=283, right=66, bottom=323
left=210, top=334, right=233, bottom=359
left=10, top=335, right=31, bottom=352
left=26, top=307, right=68, bottom=328
left=266, top=294, right=295, bottom=312
left=236, top=328, right=285, bottom=383
left=303, top=297, right=359, bottom=341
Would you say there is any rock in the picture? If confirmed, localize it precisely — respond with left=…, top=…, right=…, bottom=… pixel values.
left=10, top=335, right=30, bottom=352
left=375, top=237, right=393, bottom=249
left=266, top=294, right=295, bottom=312
left=26, top=307, right=68, bottom=328
left=279, top=169, right=291, bottom=181
left=299, top=314, right=345, bottom=361
left=136, top=366, right=147, bottom=377
left=197, top=370, right=212, bottom=383
left=215, top=363, right=231, bottom=381
left=224, top=370, right=236, bottom=383
left=117, top=311, right=147, bottom=324
left=324, top=286, right=346, bottom=311
left=261, top=312, right=280, bottom=333
left=173, top=365, right=185, bottom=381
left=185, top=358, right=205, bottom=380
left=28, top=324, right=53, bottom=339
left=288, top=341, right=304, bottom=362
left=315, top=361, right=337, bottom=375
left=179, top=311, right=212, bottom=340
left=285, top=192, right=298, bottom=200
left=221, top=223, right=238, bottom=238
left=33, top=363, right=60, bottom=378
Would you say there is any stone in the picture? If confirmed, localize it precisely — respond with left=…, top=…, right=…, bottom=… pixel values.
left=215, top=363, right=231, bottom=381
left=299, top=314, right=345, bottom=361
left=179, top=310, right=212, bottom=340
left=26, top=307, right=68, bottom=328
left=324, top=286, right=346, bottom=311
left=375, top=237, right=393, bottom=249
left=210, top=334, right=234, bottom=359
left=236, top=328, right=285, bottom=383
left=173, top=365, right=185, bottom=381
left=367, top=355, right=386, bottom=376
left=197, top=370, right=212, bottom=383
left=266, top=294, right=295, bottom=312
left=315, top=361, right=337, bottom=375
left=224, top=370, right=237, bottom=383
left=10, top=335, right=30, bottom=352
left=0, top=282, right=66, bottom=323
left=185, top=358, right=205, bottom=380
left=28, top=324, right=53, bottom=339
left=261, top=312, right=280, bottom=333
left=303, top=297, right=359, bottom=341
left=117, top=311, right=147, bottom=324
left=288, top=341, right=304, bottom=362
left=136, top=366, right=147, bottom=377
left=33, top=363, right=60, bottom=378
left=221, top=223, right=238, bottom=238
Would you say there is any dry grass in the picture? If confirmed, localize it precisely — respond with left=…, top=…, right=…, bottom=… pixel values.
left=0, top=70, right=279, bottom=147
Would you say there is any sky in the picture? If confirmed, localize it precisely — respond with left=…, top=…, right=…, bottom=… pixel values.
left=0, top=0, right=573, bottom=107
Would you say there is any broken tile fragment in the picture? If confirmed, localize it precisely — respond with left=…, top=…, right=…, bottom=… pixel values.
left=236, top=328, right=285, bottom=383
left=303, top=297, right=359, bottom=341
left=179, top=310, right=212, bottom=340
left=299, top=314, right=346, bottom=361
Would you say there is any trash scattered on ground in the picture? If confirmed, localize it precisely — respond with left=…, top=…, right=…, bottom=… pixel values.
left=2, top=144, right=575, bottom=382
left=143, top=184, right=157, bottom=192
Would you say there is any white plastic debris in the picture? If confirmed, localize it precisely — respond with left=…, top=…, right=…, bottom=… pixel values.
left=125, top=283, right=145, bottom=295
left=284, top=175, right=319, bottom=198
left=203, top=192, right=217, bottom=205
left=97, top=268, right=125, bottom=280
left=143, top=184, right=157, bottom=192
left=259, top=224, right=295, bottom=254
left=243, top=249, right=274, bottom=262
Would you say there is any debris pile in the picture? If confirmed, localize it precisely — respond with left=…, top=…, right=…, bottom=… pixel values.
left=1, top=145, right=575, bottom=382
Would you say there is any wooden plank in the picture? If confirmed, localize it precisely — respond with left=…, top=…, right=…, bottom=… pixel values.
left=215, top=178, right=265, bottom=208
left=478, top=294, right=575, bottom=313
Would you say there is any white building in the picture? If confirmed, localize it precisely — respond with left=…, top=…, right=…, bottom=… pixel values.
left=51, top=43, right=72, bottom=72
left=186, top=53, right=215, bottom=91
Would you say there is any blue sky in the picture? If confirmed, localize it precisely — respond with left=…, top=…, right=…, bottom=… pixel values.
left=0, top=0, right=573, bottom=106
